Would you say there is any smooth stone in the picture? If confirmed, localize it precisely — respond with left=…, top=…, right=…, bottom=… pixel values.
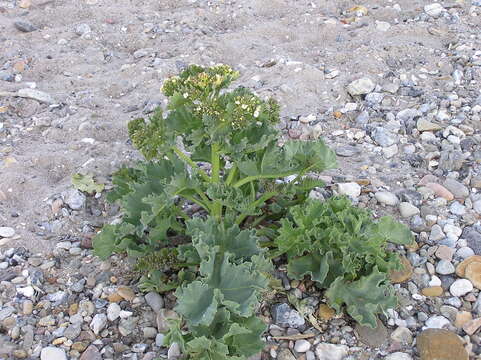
left=271, top=303, right=305, bottom=329
left=347, top=77, right=375, bottom=96
left=416, top=329, right=468, bottom=360
left=399, top=202, right=420, bottom=218
left=424, top=183, right=454, bottom=201
left=456, top=256, right=481, bottom=277
left=355, top=318, right=388, bottom=347
left=337, top=182, right=361, bottom=198
left=145, top=292, right=164, bottom=313
left=422, top=286, right=443, bottom=297
left=425, top=316, right=449, bottom=329
left=18, top=88, right=55, bottom=104
left=390, top=326, right=413, bottom=344
left=294, top=339, right=311, bottom=353
left=462, top=317, right=481, bottom=335
left=454, top=311, right=472, bottom=328
left=14, top=21, right=37, bottom=32
left=449, top=279, right=473, bottom=297
left=436, top=260, right=455, bottom=275
left=417, top=119, right=442, bottom=132
left=390, top=256, right=413, bottom=283
left=107, top=303, right=121, bottom=321
left=386, top=353, right=412, bottom=360
left=79, top=345, right=101, bottom=360
left=277, top=349, right=296, bottom=360
left=375, top=191, right=399, bottom=206
left=117, top=286, right=136, bottom=301
left=40, top=347, right=67, bottom=360
left=0, top=227, right=15, bottom=238
left=435, top=246, right=455, bottom=261
left=64, top=189, right=86, bottom=210
left=315, top=343, right=348, bottom=360
left=462, top=228, right=481, bottom=255
left=442, top=179, right=469, bottom=199
left=372, top=127, right=398, bottom=147
left=464, top=261, right=481, bottom=289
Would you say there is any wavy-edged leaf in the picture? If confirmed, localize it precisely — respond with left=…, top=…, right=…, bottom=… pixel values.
left=287, top=251, right=334, bottom=286
left=365, top=216, right=414, bottom=245
left=175, top=281, right=221, bottom=327
left=325, top=268, right=397, bottom=328
left=93, top=223, right=136, bottom=260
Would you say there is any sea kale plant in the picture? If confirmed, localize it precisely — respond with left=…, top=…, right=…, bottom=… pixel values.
left=93, top=64, right=413, bottom=358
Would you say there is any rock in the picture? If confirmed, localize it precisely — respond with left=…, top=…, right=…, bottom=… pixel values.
left=294, top=340, right=311, bottom=353
left=424, top=3, right=445, bottom=17
left=336, top=145, right=360, bottom=157
left=14, top=21, right=37, bottom=32
left=145, top=292, right=164, bottom=313
left=372, top=127, right=397, bottom=147
left=64, top=324, right=81, bottom=340
left=90, top=314, right=107, bottom=335
left=18, top=88, right=56, bottom=104
left=386, top=353, right=412, bottom=360
left=454, top=311, right=472, bottom=328
left=436, top=260, right=455, bottom=275
left=277, top=349, right=296, bottom=360
left=425, top=315, right=450, bottom=329
left=389, top=256, right=413, bottom=283
left=143, top=327, right=157, bottom=339
left=462, top=228, right=481, bottom=255
left=424, top=183, right=454, bottom=201
left=315, top=343, right=348, bottom=360
left=390, top=326, right=413, bottom=344
left=417, top=119, right=442, bottom=132
left=462, top=317, right=481, bottom=335
left=464, top=261, right=481, bottom=289
left=456, top=256, right=481, bottom=277
left=347, top=77, right=375, bottom=96
left=271, top=303, right=305, bottom=329
left=318, top=304, right=336, bottom=321
left=422, top=286, right=443, bottom=297
left=79, top=345, right=101, bottom=360
left=118, top=317, right=138, bottom=336
left=417, top=329, right=468, bottom=360
left=40, top=347, right=67, bottom=360
left=0, top=227, right=15, bottom=238
left=117, top=286, right=135, bottom=301
left=375, top=191, right=398, bottom=206
left=438, top=151, right=465, bottom=171
left=399, top=202, right=420, bottom=218
left=337, top=182, right=361, bottom=198
left=449, top=279, right=473, bottom=297
left=64, top=189, right=86, bottom=210
left=355, top=318, right=388, bottom=347
left=167, top=342, right=181, bottom=359
left=75, top=23, right=91, bottom=36
left=107, top=303, right=121, bottom=321
left=442, top=179, right=469, bottom=199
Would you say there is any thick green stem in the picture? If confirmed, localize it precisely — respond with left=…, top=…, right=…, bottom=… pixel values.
left=235, top=191, right=277, bottom=225
left=171, top=146, right=210, bottom=182
left=211, top=143, right=221, bottom=183
left=225, top=165, right=237, bottom=186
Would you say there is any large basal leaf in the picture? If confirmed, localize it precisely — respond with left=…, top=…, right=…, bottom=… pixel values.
left=185, top=336, right=243, bottom=360
left=175, top=281, right=221, bottom=327
left=325, top=268, right=397, bottom=328
left=365, top=216, right=414, bottom=245
left=200, top=252, right=269, bottom=317
left=287, top=251, right=333, bottom=286
left=93, top=223, right=136, bottom=260
left=223, top=315, right=266, bottom=358
left=187, top=217, right=261, bottom=261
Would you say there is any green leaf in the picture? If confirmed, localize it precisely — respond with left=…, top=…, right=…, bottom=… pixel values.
left=287, top=251, right=333, bottom=286
left=71, top=173, right=104, bottom=194
left=325, top=268, right=397, bottom=328
left=175, top=281, right=221, bottom=327
left=366, top=216, right=414, bottom=245
left=185, top=336, right=234, bottom=360
left=223, top=315, right=266, bottom=357
left=92, top=224, right=117, bottom=260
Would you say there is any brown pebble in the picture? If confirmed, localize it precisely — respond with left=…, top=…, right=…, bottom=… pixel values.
left=424, top=183, right=454, bottom=201
left=462, top=317, right=481, bottom=336
left=318, top=304, right=336, bottom=321
left=456, top=256, right=481, bottom=277
left=117, top=286, right=135, bottom=301
left=464, top=261, right=481, bottom=290
left=69, top=303, right=78, bottom=316
left=389, top=256, right=413, bottom=283
left=421, top=286, right=443, bottom=297
left=454, top=311, right=472, bottom=328
left=107, top=293, right=123, bottom=303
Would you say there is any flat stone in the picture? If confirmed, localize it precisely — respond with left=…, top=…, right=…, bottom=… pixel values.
left=425, top=315, right=450, bottom=329
left=117, top=286, right=135, bottom=301
left=79, top=345, right=101, bottom=360
left=464, top=261, right=481, bottom=289
left=90, top=314, right=107, bottom=335
left=462, top=317, right=481, bottom=335
left=399, top=202, right=420, bottom=218
left=386, top=353, right=412, bottom=360
left=390, top=326, right=413, bottom=344
left=337, top=182, right=361, bottom=198
left=424, top=3, right=445, bottom=17
left=145, top=292, right=164, bottom=313
left=271, top=303, right=305, bottom=329
left=435, top=245, right=455, bottom=261
left=449, top=279, right=473, bottom=297
left=422, top=286, right=443, bottom=297
left=315, top=343, right=348, bottom=360
left=436, top=260, right=455, bottom=275
left=14, top=21, right=37, bottom=32
left=424, top=183, right=454, bottom=201
left=347, top=77, right=375, bottom=96
left=389, top=256, right=413, bottom=283
left=375, top=191, right=399, bottom=206
left=372, top=127, right=398, bottom=147
left=417, top=119, right=442, bottom=132
left=456, top=256, right=481, bottom=277
left=463, top=228, right=481, bottom=255
left=107, top=303, right=121, bottom=321
left=442, top=179, right=469, bottom=199
left=40, top=347, right=67, bottom=360
left=0, top=227, right=15, bottom=238
left=294, top=339, right=311, bottom=353
left=318, top=304, right=336, bottom=321
left=18, top=88, right=55, bottom=104
left=355, top=318, right=388, bottom=348
left=454, top=311, right=472, bottom=328
left=417, top=329, right=468, bottom=360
